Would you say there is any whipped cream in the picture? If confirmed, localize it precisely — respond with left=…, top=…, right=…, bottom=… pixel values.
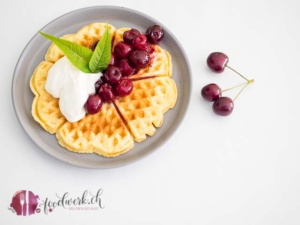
left=45, top=56, right=101, bottom=122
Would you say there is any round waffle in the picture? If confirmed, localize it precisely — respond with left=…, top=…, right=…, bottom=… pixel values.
left=30, top=22, right=177, bottom=157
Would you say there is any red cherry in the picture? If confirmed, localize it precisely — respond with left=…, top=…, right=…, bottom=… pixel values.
left=103, top=66, right=122, bottom=85
left=115, top=79, right=133, bottom=97
left=98, top=83, right=116, bottom=102
left=114, top=42, right=132, bottom=59
left=123, top=29, right=141, bottom=45
left=212, top=97, right=234, bottom=116
left=94, top=78, right=104, bottom=93
left=207, top=52, right=229, bottom=73
left=84, top=94, right=103, bottom=114
left=91, top=40, right=99, bottom=51
left=201, top=83, right=222, bottom=101
left=132, top=34, right=151, bottom=52
left=146, top=25, right=164, bottom=44
left=118, top=59, right=135, bottom=77
left=129, top=50, right=150, bottom=69
left=109, top=53, right=116, bottom=66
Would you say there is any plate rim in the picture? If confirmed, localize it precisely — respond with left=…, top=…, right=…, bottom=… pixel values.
left=11, top=5, right=192, bottom=169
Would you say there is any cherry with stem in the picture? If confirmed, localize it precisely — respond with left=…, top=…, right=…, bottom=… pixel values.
left=207, top=52, right=253, bottom=82
left=204, top=52, right=254, bottom=116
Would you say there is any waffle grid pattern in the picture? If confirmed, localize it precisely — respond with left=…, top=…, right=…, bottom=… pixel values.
left=30, top=23, right=177, bottom=157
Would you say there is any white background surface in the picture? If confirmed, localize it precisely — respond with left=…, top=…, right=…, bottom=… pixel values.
left=1, top=0, right=300, bottom=224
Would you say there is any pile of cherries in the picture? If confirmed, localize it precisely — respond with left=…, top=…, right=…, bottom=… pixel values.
left=84, top=25, right=164, bottom=114
left=201, top=52, right=254, bottom=116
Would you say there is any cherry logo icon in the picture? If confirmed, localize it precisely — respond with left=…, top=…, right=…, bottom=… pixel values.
left=10, top=190, right=39, bottom=216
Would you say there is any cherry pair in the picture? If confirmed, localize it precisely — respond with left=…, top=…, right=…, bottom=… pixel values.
left=201, top=52, right=254, bottom=116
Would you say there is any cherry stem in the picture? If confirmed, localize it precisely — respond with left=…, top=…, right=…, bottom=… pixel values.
left=226, top=65, right=250, bottom=82
left=233, top=79, right=254, bottom=101
left=222, top=79, right=254, bottom=101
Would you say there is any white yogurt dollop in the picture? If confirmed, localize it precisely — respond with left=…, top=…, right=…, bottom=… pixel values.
left=45, top=56, right=101, bottom=122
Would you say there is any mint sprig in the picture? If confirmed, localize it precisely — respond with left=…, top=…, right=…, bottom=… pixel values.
left=89, top=26, right=111, bottom=73
left=39, top=25, right=111, bottom=73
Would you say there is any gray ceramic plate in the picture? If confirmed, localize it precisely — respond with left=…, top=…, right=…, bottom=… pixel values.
left=12, top=6, right=191, bottom=169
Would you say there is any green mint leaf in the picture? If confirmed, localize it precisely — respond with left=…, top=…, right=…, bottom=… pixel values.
left=89, top=25, right=111, bottom=73
left=39, top=31, right=93, bottom=73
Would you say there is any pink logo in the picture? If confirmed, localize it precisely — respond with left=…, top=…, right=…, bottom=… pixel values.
left=9, top=189, right=104, bottom=215
left=10, top=190, right=39, bottom=216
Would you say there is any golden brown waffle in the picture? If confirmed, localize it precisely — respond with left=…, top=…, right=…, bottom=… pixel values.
left=56, top=103, right=134, bottom=157
left=114, top=77, right=177, bottom=142
left=30, top=61, right=66, bottom=134
left=30, top=23, right=177, bottom=157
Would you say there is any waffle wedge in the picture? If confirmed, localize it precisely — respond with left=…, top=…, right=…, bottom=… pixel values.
left=30, top=23, right=177, bottom=157
left=56, top=103, right=134, bottom=157
left=114, top=77, right=177, bottom=142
